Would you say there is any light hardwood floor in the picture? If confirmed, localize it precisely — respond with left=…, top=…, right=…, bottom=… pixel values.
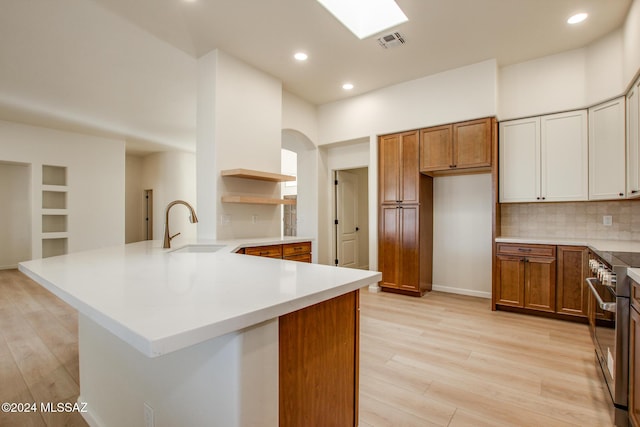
left=0, top=269, right=87, bottom=427
left=359, top=289, right=615, bottom=427
left=1, top=270, right=615, bottom=426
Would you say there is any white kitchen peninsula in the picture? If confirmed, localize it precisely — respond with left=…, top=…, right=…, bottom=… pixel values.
left=19, top=238, right=381, bottom=427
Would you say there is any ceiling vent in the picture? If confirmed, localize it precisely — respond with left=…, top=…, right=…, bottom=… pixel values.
left=377, top=31, right=406, bottom=49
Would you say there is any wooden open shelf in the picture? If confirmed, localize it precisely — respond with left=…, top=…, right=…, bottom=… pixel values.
left=221, top=196, right=296, bottom=205
left=221, top=169, right=296, bottom=182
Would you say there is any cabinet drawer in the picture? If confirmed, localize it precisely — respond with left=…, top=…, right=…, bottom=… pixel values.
left=496, top=243, right=556, bottom=258
left=633, top=280, right=640, bottom=313
left=245, top=245, right=282, bottom=258
left=284, top=253, right=312, bottom=263
left=283, top=242, right=311, bottom=257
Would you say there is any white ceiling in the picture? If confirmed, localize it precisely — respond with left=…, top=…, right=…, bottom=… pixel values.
left=0, top=0, right=633, bottom=153
left=90, top=0, right=632, bottom=105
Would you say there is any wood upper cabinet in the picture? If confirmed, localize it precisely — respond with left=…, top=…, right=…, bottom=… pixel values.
left=495, top=243, right=556, bottom=312
left=556, top=246, right=588, bottom=317
left=589, top=97, right=626, bottom=200
left=379, top=130, right=419, bottom=204
left=419, top=125, right=452, bottom=172
left=420, top=118, right=492, bottom=175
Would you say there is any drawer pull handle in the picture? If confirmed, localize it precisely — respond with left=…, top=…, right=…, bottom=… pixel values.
left=517, top=248, right=532, bottom=252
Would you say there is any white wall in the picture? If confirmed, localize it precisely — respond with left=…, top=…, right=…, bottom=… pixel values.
left=433, top=174, right=493, bottom=297
left=125, top=155, right=144, bottom=244
left=282, top=91, right=318, bottom=144
left=624, top=0, right=640, bottom=85
left=498, top=49, right=588, bottom=120
left=0, top=162, right=31, bottom=268
left=317, top=60, right=498, bottom=144
left=140, top=151, right=197, bottom=247
left=197, top=50, right=283, bottom=241
left=0, top=0, right=197, bottom=152
left=0, top=120, right=124, bottom=259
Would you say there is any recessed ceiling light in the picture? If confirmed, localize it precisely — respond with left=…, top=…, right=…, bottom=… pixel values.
left=567, top=13, right=588, bottom=24
left=294, top=52, right=308, bottom=61
left=342, top=83, right=354, bottom=90
left=317, top=0, right=408, bottom=39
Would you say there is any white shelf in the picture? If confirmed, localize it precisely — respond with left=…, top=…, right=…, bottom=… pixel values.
left=42, top=184, right=69, bottom=192
left=41, top=232, right=69, bottom=239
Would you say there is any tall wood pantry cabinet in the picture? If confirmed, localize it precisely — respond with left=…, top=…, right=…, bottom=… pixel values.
left=378, top=130, right=433, bottom=296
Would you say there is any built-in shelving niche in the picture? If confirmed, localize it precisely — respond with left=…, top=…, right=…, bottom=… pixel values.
left=42, top=238, right=68, bottom=258
left=41, top=165, right=68, bottom=258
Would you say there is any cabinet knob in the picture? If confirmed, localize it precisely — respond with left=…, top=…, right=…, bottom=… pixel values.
left=620, top=193, right=624, bottom=197
left=632, top=190, right=639, bottom=194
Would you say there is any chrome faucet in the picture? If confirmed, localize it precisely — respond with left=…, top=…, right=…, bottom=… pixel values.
left=163, top=200, right=198, bottom=248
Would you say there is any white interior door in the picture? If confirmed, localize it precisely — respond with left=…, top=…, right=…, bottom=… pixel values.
left=336, top=170, right=359, bottom=268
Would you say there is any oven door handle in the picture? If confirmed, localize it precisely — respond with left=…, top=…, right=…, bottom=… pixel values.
left=586, top=277, right=617, bottom=313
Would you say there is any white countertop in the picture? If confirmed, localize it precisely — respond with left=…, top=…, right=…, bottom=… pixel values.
left=628, top=268, right=640, bottom=284
left=19, top=238, right=381, bottom=358
left=496, top=236, right=640, bottom=253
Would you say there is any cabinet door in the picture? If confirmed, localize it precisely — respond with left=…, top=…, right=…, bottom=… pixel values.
left=589, top=98, right=626, bottom=200
left=420, top=125, right=452, bottom=172
left=496, top=255, right=525, bottom=307
left=541, top=110, right=588, bottom=202
left=556, top=246, right=587, bottom=317
left=629, top=78, right=640, bottom=198
left=398, top=205, right=419, bottom=291
left=524, top=256, right=556, bottom=312
left=453, top=118, right=492, bottom=169
left=379, top=134, right=401, bottom=204
left=379, top=131, right=419, bottom=204
left=499, top=117, right=540, bottom=203
left=379, top=206, right=399, bottom=288
left=630, top=306, right=640, bottom=427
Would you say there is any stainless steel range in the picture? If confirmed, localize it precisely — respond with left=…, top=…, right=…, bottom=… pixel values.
left=586, top=250, right=640, bottom=427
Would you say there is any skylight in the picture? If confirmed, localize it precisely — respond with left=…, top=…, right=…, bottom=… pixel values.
left=317, top=0, right=408, bottom=40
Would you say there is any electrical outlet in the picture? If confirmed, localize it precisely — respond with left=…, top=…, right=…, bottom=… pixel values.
left=603, top=215, right=613, bottom=226
left=144, top=403, right=154, bottom=427
left=220, top=214, right=231, bottom=225
left=251, top=215, right=258, bottom=224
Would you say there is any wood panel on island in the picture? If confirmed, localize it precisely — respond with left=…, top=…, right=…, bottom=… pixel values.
left=220, top=168, right=296, bottom=205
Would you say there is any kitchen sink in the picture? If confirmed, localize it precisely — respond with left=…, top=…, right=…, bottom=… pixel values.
left=170, top=244, right=226, bottom=253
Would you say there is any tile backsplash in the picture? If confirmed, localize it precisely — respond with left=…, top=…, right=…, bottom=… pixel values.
left=500, top=201, right=640, bottom=240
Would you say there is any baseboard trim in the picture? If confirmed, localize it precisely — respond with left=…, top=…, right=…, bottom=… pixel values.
left=431, top=285, right=491, bottom=299
left=0, top=264, right=18, bottom=271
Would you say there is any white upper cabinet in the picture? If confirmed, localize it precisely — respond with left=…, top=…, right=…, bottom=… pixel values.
left=541, top=110, right=588, bottom=202
left=628, top=78, right=640, bottom=198
left=499, top=117, right=540, bottom=202
left=499, top=110, right=588, bottom=203
left=588, top=97, right=626, bottom=200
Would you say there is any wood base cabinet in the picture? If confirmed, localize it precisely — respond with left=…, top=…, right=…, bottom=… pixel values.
left=556, top=246, right=588, bottom=317
left=631, top=302, right=640, bottom=427
left=631, top=278, right=640, bottom=427
left=494, top=243, right=590, bottom=321
left=495, top=243, right=556, bottom=312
